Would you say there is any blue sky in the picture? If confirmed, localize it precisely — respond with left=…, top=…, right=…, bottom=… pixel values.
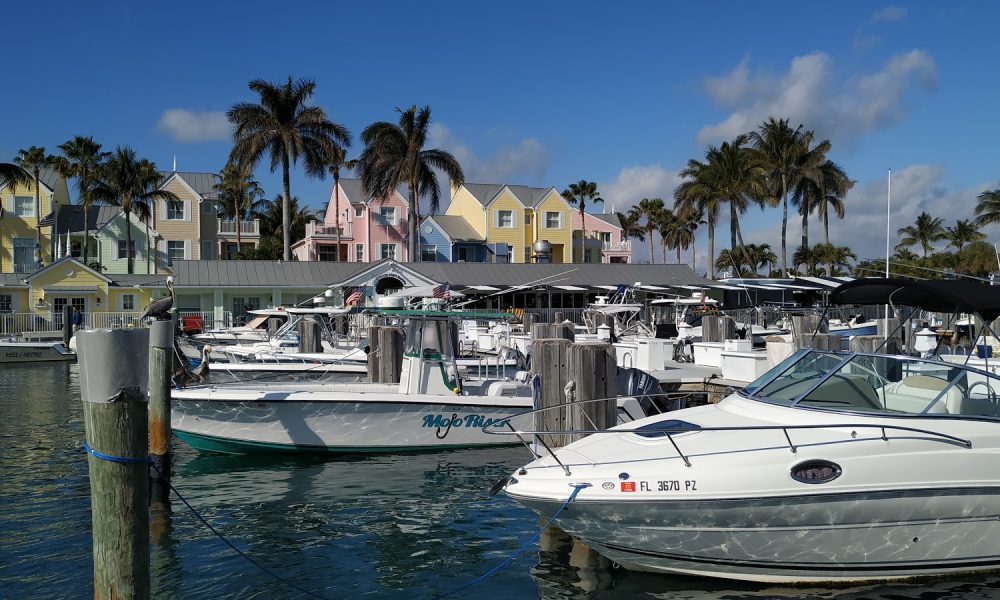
left=3, top=1, right=999, bottom=267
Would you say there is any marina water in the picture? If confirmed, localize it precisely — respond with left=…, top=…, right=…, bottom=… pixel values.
left=4, top=363, right=1000, bottom=599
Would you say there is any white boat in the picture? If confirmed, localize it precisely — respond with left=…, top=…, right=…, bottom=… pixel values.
left=191, top=308, right=290, bottom=345
left=583, top=284, right=653, bottom=338
left=502, top=278, right=1000, bottom=583
left=172, top=312, right=533, bottom=454
left=0, top=341, right=76, bottom=363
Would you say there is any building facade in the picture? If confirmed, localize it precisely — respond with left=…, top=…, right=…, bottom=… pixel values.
left=0, top=168, right=71, bottom=274
left=292, top=178, right=409, bottom=263
left=571, top=212, right=632, bottom=263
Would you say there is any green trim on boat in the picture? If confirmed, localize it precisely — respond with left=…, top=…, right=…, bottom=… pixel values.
left=173, top=430, right=514, bottom=455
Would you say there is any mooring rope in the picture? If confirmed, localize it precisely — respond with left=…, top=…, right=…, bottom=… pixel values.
left=81, top=444, right=333, bottom=600
left=433, top=483, right=590, bottom=599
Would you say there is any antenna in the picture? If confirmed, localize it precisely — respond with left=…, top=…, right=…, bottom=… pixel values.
left=173, top=156, right=177, bottom=172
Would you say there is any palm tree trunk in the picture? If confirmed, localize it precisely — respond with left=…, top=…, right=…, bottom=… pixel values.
left=780, top=173, right=788, bottom=277
left=334, top=172, right=341, bottom=261
left=691, top=231, right=696, bottom=272
left=125, top=208, right=133, bottom=274
left=647, top=225, right=654, bottom=265
left=824, top=211, right=832, bottom=276
left=661, top=238, right=667, bottom=263
left=676, top=244, right=681, bottom=264
left=708, top=218, right=716, bottom=279
left=801, top=202, right=809, bottom=252
left=408, top=181, right=418, bottom=262
left=34, top=171, right=41, bottom=266
left=281, top=152, right=292, bottom=262
left=579, top=206, right=586, bottom=264
left=145, top=223, right=150, bottom=273
left=83, top=205, right=89, bottom=265
left=730, top=203, right=738, bottom=251
left=235, top=203, right=242, bottom=258
left=735, top=218, right=747, bottom=250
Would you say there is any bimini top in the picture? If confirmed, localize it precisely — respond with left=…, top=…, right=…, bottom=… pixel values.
left=830, top=278, right=1000, bottom=321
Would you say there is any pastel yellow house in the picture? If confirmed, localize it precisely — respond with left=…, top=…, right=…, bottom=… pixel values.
left=446, top=183, right=573, bottom=263
left=22, top=256, right=157, bottom=321
left=0, top=167, right=70, bottom=274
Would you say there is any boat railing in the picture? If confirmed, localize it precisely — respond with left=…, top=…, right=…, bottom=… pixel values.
left=485, top=392, right=974, bottom=476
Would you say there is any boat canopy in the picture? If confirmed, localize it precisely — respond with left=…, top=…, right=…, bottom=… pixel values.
left=830, top=278, right=1000, bottom=321
left=373, top=309, right=515, bottom=321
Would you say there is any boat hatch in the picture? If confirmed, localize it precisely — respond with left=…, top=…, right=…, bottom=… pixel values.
left=633, top=419, right=701, bottom=438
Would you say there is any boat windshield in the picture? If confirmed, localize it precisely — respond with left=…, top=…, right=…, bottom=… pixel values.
left=744, top=350, right=1000, bottom=418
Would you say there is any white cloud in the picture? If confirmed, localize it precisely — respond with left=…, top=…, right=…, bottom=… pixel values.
left=427, top=123, right=548, bottom=183
left=600, top=164, right=683, bottom=215
left=868, top=5, right=907, bottom=24
left=698, top=50, right=937, bottom=145
left=854, top=6, right=908, bottom=50
left=157, top=109, right=232, bottom=143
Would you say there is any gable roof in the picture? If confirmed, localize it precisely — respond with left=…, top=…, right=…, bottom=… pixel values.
left=24, top=256, right=111, bottom=284
left=425, top=215, right=484, bottom=242
left=0, top=166, right=61, bottom=194
left=337, top=178, right=407, bottom=205
left=588, top=213, right=623, bottom=228
left=56, top=205, right=120, bottom=234
left=461, top=183, right=504, bottom=206
left=159, top=171, right=219, bottom=200
left=459, top=182, right=565, bottom=209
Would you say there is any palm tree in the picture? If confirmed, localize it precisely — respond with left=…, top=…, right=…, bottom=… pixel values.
left=945, top=219, right=985, bottom=253
left=674, top=207, right=703, bottom=271
left=703, top=135, right=770, bottom=252
left=16, top=146, right=58, bottom=265
left=896, top=211, right=946, bottom=257
left=741, top=243, right=777, bottom=277
left=792, top=245, right=823, bottom=276
left=675, top=159, right=722, bottom=278
left=562, top=180, right=603, bottom=263
left=714, top=248, right=751, bottom=278
left=656, top=208, right=678, bottom=263
left=794, top=159, right=853, bottom=274
left=53, top=136, right=109, bottom=265
left=0, top=163, right=30, bottom=191
left=627, top=198, right=665, bottom=264
left=326, top=146, right=357, bottom=261
left=749, top=117, right=830, bottom=276
left=358, top=106, right=464, bottom=261
left=974, top=189, right=1000, bottom=227
left=214, top=163, right=266, bottom=257
left=90, top=147, right=177, bottom=274
left=813, top=243, right=856, bottom=276
left=615, top=210, right=645, bottom=244
left=255, top=194, right=320, bottom=244
left=228, top=76, right=350, bottom=261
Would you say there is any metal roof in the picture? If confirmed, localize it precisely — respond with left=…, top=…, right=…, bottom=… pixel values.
left=168, top=259, right=712, bottom=290
left=159, top=171, right=219, bottom=199
left=425, top=215, right=484, bottom=242
left=338, top=178, right=368, bottom=203
left=588, top=213, right=622, bottom=228
left=0, top=273, right=28, bottom=287
left=461, top=183, right=504, bottom=206
left=56, top=205, right=120, bottom=234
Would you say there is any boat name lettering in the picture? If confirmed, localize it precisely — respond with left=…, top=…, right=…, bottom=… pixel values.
left=423, top=413, right=509, bottom=439
left=6, top=352, right=42, bottom=358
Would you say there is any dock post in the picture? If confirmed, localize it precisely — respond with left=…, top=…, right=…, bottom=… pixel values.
left=567, top=342, right=617, bottom=444
left=366, top=326, right=382, bottom=382
left=63, top=304, right=73, bottom=346
left=553, top=311, right=564, bottom=324
left=532, top=338, right=572, bottom=448
left=78, top=328, right=150, bottom=599
left=299, top=318, right=322, bottom=353
left=377, top=327, right=404, bottom=383
left=148, top=319, right=173, bottom=502
left=266, top=317, right=283, bottom=337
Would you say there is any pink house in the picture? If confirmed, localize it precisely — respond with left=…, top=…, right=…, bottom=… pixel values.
left=293, top=178, right=409, bottom=262
left=570, top=212, right=632, bottom=263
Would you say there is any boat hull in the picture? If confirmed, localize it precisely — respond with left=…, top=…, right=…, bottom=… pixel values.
left=514, top=486, right=1000, bottom=583
left=172, top=393, right=528, bottom=454
left=0, top=342, right=76, bottom=363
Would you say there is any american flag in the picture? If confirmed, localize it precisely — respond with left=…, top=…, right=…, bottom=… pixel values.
left=38, top=212, right=55, bottom=227
left=432, top=282, right=450, bottom=300
left=345, top=287, right=364, bottom=306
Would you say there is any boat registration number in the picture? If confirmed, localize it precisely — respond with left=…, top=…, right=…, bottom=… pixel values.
left=634, top=480, right=697, bottom=492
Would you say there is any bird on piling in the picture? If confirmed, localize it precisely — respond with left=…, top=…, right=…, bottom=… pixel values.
left=191, top=345, right=212, bottom=383
left=140, top=276, right=175, bottom=320
left=172, top=344, right=212, bottom=388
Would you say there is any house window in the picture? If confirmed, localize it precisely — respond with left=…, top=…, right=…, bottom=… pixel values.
left=354, top=206, right=363, bottom=218
left=70, top=241, right=82, bottom=258
left=13, top=196, right=34, bottom=217
left=600, top=232, right=612, bottom=243
left=166, top=200, right=185, bottom=220
left=121, top=294, right=135, bottom=311
left=380, top=244, right=396, bottom=260
left=167, top=241, right=186, bottom=261
left=0, top=294, right=12, bottom=312
left=421, top=245, right=437, bottom=262
left=116, top=240, right=136, bottom=260
left=457, top=246, right=468, bottom=262
left=232, top=297, right=261, bottom=321
left=13, top=238, right=34, bottom=270
left=525, top=212, right=532, bottom=225
left=318, top=246, right=338, bottom=261
left=201, top=240, right=217, bottom=260
left=377, top=207, right=398, bottom=226
left=585, top=249, right=593, bottom=262
left=356, top=244, right=364, bottom=262
left=545, top=212, right=561, bottom=229
left=497, top=210, right=514, bottom=228
left=202, top=201, right=216, bottom=214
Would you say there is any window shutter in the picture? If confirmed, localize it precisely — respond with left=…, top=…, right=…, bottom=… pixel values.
left=184, top=201, right=191, bottom=222
left=493, top=210, right=498, bottom=229
left=184, top=240, right=192, bottom=260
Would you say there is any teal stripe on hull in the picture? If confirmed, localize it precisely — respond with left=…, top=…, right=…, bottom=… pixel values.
left=174, top=429, right=516, bottom=455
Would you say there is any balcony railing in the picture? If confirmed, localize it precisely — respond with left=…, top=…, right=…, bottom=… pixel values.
left=306, top=221, right=352, bottom=238
left=602, top=240, right=631, bottom=252
left=12, top=264, right=39, bottom=274
left=218, top=219, right=260, bottom=235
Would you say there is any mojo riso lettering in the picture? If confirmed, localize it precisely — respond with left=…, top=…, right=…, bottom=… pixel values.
left=422, top=414, right=509, bottom=439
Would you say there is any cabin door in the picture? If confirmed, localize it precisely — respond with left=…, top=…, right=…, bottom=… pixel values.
left=52, top=297, right=86, bottom=326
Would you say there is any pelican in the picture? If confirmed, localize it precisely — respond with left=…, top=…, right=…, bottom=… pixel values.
left=191, top=345, right=212, bottom=383
left=140, top=276, right=175, bottom=321
left=171, top=344, right=212, bottom=388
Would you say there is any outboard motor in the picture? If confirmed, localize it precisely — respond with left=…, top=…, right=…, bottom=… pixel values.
left=617, top=367, right=662, bottom=421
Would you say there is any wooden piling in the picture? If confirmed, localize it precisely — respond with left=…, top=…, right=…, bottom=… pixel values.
left=532, top=338, right=572, bottom=448
left=78, top=328, right=150, bottom=600
left=553, top=311, right=564, bottom=324
left=148, top=319, right=173, bottom=503
left=298, top=318, right=322, bottom=353
left=377, top=327, right=404, bottom=383
left=566, top=342, right=617, bottom=444
left=63, top=304, right=73, bottom=347
left=266, top=317, right=283, bottom=337
left=367, top=325, right=381, bottom=382
left=794, top=333, right=843, bottom=352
